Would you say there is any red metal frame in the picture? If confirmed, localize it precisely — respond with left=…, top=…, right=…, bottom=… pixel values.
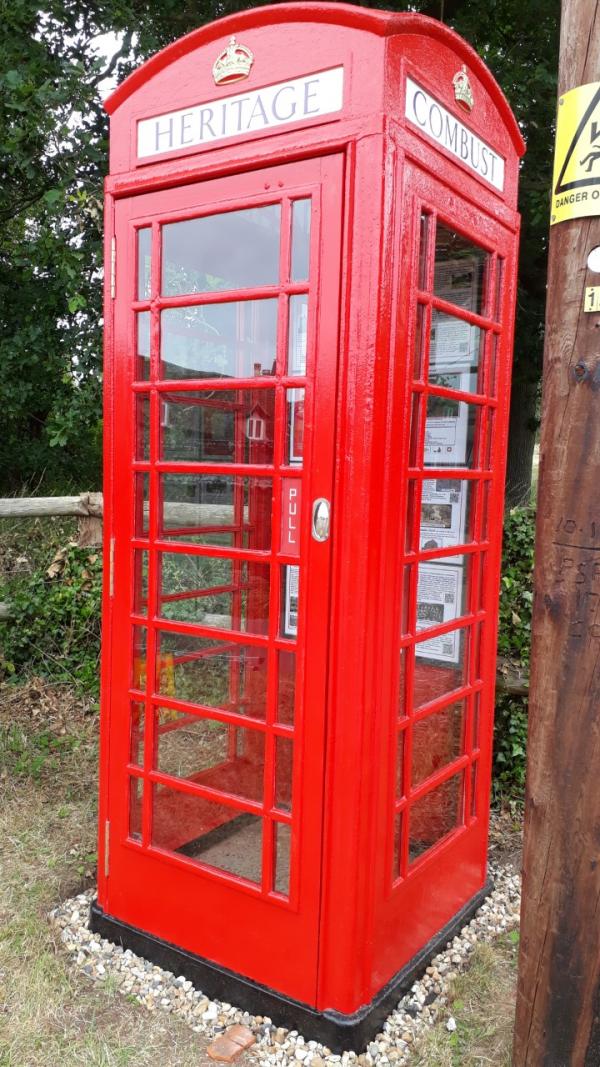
left=99, top=2, right=524, bottom=1019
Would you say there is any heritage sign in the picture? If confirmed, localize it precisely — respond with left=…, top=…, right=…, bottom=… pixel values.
left=137, top=65, right=344, bottom=158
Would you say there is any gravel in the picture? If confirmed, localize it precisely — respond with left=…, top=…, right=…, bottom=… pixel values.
left=49, top=862, right=520, bottom=1064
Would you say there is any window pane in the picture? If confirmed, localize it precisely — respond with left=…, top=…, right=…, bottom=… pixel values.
left=396, top=728, right=405, bottom=799
left=156, top=630, right=268, bottom=720
left=411, top=701, right=465, bottom=788
left=277, top=650, right=296, bottom=725
left=275, top=736, right=293, bottom=812
left=129, top=776, right=143, bottom=841
left=416, top=559, right=470, bottom=636
left=424, top=396, right=479, bottom=468
left=132, top=626, right=147, bottom=690
left=409, top=772, right=464, bottom=865
left=136, top=312, right=151, bottom=380
left=137, top=227, right=152, bottom=300
left=288, top=294, right=308, bottom=375
left=159, top=553, right=270, bottom=635
left=420, top=480, right=473, bottom=550
left=280, top=565, right=299, bottom=638
left=286, top=389, right=305, bottom=465
left=133, top=550, right=149, bottom=615
left=433, top=225, right=488, bottom=315
left=134, top=473, right=149, bottom=537
left=160, top=473, right=272, bottom=550
left=414, top=628, right=468, bottom=706
left=162, top=205, right=280, bottom=295
left=160, top=300, right=278, bottom=381
left=135, top=395, right=150, bottom=460
left=155, top=708, right=264, bottom=803
left=429, top=312, right=483, bottom=394
left=274, top=822, right=291, bottom=896
left=152, top=785, right=262, bottom=884
left=291, top=199, right=311, bottom=281
left=418, top=213, right=431, bottom=291
left=130, top=702, right=145, bottom=766
left=413, top=305, right=427, bottom=381
left=160, top=389, right=275, bottom=465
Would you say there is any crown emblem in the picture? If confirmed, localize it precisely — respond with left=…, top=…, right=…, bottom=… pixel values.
left=452, top=65, right=474, bottom=111
left=212, top=36, right=254, bottom=85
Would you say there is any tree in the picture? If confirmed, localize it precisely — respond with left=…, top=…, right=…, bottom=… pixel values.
left=0, top=0, right=558, bottom=501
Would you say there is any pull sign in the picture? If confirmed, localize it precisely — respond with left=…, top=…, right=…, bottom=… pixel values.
left=281, top=478, right=302, bottom=557
left=312, top=498, right=331, bottom=542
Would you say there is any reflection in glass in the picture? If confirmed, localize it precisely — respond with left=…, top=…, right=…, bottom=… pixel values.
left=413, top=628, right=467, bottom=706
left=411, top=701, right=465, bottom=787
left=413, top=304, right=427, bottom=380
left=129, top=776, right=143, bottom=841
left=275, top=736, right=293, bottom=812
left=160, top=389, right=275, bottom=464
left=424, top=395, right=478, bottom=468
left=158, top=553, right=270, bottom=635
left=161, top=300, right=278, bottom=380
left=420, top=479, right=472, bottom=551
left=429, top=312, right=483, bottom=393
left=287, top=294, right=308, bottom=375
left=160, top=473, right=272, bottom=550
left=136, top=312, right=151, bottom=380
left=130, top=702, right=145, bottom=766
left=416, top=559, right=470, bottom=640
left=277, top=650, right=296, bottom=725
left=154, top=708, right=264, bottom=803
left=137, top=227, right=152, bottom=300
left=433, top=225, right=488, bottom=315
left=396, top=729, right=405, bottom=799
left=291, top=199, right=311, bottom=281
left=152, top=784, right=263, bottom=884
left=162, top=205, right=280, bottom=295
left=133, top=550, right=149, bottom=615
left=134, top=473, right=149, bottom=537
left=274, top=822, right=291, bottom=896
left=408, top=772, right=464, bottom=865
left=132, top=626, right=147, bottom=690
left=136, top=395, right=150, bottom=460
left=156, top=630, right=268, bottom=720
left=286, top=389, right=305, bottom=465
left=418, top=213, right=431, bottom=291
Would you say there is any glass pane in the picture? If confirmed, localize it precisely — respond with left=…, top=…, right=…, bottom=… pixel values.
left=130, top=702, right=145, bottom=766
left=129, top=776, right=143, bottom=841
left=152, top=785, right=262, bottom=884
left=156, top=631, right=268, bottom=720
left=133, top=550, right=149, bottom=615
left=409, top=772, right=464, bottom=865
left=155, top=708, right=264, bottom=803
left=288, top=294, right=308, bottom=375
left=411, top=701, right=465, bottom=788
left=488, top=334, right=499, bottom=396
left=414, top=627, right=468, bottom=706
left=424, top=395, right=478, bottom=468
left=429, top=312, right=483, bottom=394
left=275, top=736, right=293, bottom=812
left=286, top=389, right=305, bottom=465
left=433, top=225, right=488, bottom=315
left=472, top=693, right=481, bottom=749
left=418, top=213, right=431, bottom=291
left=413, top=304, right=427, bottom=380
left=416, top=560, right=470, bottom=637
left=398, top=647, right=408, bottom=721
left=160, top=473, right=272, bottom=550
left=136, top=395, right=150, bottom=460
left=159, top=553, right=270, bottom=635
left=134, top=473, right=149, bottom=537
left=291, top=199, right=311, bottom=281
left=470, top=761, right=479, bottom=818
left=393, top=812, right=403, bottom=880
left=137, top=227, right=152, bottom=300
left=420, top=479, right=473, bottom=550
left=396, top=729, right=405, bottom=799
left=160, top=389, right=275, bottom=465
left=274, top=822, right=291, bottom=896
left=493, top=259, right=504, bottom=321
left=408, top=394, right=422, bottom=467
left=277, top=650, right=296, bottom=725
left=162, top=205, right=280, bottom=295
left=132, top=626, right=147, bottom=689
left=136, top=312, right=151, bottom=380
left=161, top=300, right=278, bottom=381
left=280, top=565, right=299, bottom=639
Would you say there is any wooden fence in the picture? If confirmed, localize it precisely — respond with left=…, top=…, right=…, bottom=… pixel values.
left=0, top=494, right=528, bottom=696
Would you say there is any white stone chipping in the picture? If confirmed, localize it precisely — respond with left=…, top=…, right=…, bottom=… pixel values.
left=49, top=862, right=520, bottom=1065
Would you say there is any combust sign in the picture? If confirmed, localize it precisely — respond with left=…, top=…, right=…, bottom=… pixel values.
left=137, top=66, right=344, bottom=158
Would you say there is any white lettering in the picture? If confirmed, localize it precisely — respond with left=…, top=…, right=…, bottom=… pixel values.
left=138, top=67, right=344, bottom=159
left=404, top=77, right=505, bottom=192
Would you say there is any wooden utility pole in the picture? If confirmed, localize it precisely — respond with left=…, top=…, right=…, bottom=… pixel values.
left=514, top=1, right=600, bottom=1063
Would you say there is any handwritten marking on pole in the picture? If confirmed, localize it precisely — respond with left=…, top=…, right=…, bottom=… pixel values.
left=551, top=81, right=600, bottom=224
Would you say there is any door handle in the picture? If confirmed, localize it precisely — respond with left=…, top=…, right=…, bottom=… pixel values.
left=311, top=498, right=331, bottom=542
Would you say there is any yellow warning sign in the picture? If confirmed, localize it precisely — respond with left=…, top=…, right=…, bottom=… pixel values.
left=551, top=81, right=600, bottom=225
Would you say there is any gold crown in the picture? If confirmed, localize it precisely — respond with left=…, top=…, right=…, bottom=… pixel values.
left=452, top=65, right=474, bottom=111
left=212, top=36, right=254, bottom=85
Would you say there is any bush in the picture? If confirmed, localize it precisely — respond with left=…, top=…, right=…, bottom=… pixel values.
left=493, top=507, right=535, bottom=799
left=0, top=541, right=102, bottom=694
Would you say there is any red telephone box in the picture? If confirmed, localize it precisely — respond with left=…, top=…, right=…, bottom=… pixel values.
left=92, top=2, right=524, bottom=1048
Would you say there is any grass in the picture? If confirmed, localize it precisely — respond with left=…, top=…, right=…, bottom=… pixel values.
left=412, top=934, right=519, bottom=1066
left=0, top=679, right=237, bottom=1067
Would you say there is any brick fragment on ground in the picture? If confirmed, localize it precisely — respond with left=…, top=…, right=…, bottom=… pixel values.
left=207, top=1023, right=256, bottom=1062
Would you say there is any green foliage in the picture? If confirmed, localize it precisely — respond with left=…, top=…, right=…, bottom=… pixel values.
left=0, top=543, right=102, bottom=693
left=494, top=506, right=535, bottom=798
